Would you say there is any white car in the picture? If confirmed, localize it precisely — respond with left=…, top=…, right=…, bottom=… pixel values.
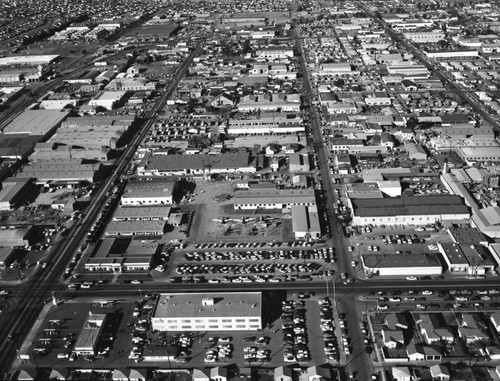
left=422, top=290, right=433, bottom=295
left=406, top=276, right=418, bottom=281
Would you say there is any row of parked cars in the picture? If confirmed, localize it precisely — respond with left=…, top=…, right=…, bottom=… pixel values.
left=175, top=262, right=322, bottom=276
left=184, top=248, right=333, bottom=262
left=282, top=300, right=311, bottom=363
left=319, top=298, right=339, bottom=362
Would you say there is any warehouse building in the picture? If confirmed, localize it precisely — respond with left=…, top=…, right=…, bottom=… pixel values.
left=438, top=242, right=497, bottom=276
left=84, top=238, right=157, bottom=272
left=137, top=153, right=256, bottom=177
left=361, top=253, right=443, bottom=276
left=112, top=206, right=171, bottom=221
left=2, top=109, right=70, bottom=137
left=348, top=195, right=470, bottom=226
left=151, top=292, right=262, bottom=332
left=19, top=160, right=101, bottom=184
left=73, top=312, right=106, bottom=356
left=291, top=205, right=321, bottom=239
left=88, top=91, right=127, bottom=110
left=0, top=178, right=33, bottom=211
left=105, top=220, right=166, bottom=237
left=121, top=181, right=177, bottom=206
left=0, top=226, right=33, bottom=247
left=234, top=189, right=316, bottom=210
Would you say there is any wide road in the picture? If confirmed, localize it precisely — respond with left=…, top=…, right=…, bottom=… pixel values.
left=0, top=42, right=202, bottom=375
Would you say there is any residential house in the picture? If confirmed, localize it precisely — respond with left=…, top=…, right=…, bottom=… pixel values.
left=391, top=367, right=412, bottom=381
left=210, top=367, right=228, bottom=381
left=306, top=366, right=330, bottom=381
left=274, top=366, right=294, bottom=381
left=193, top=369, right=210, bottom=381
left=381, top=328, right=404, bottom=349
left=430, top=364, right=450, bottom=381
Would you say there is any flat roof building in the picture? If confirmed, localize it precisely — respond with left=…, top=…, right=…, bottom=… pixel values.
left=0, top=178, right=33, bottom=211
left=234, top=189, right=316, bottom=210
left=85, top=238, right=158, bottom=272
left=112, top=206, right=171, bottom=221
left=2, top=109, right=69, bottom=137
left=151, top=292, right=262, bottom=332
left=0, top=226, right=33, bottom=247
left=291, top=205, right=321, bottom=240
left=137, top=153, right=256, bottom=177
left=349, top=195, right=470, bottom=226
left=74, top=312, right=106, bottom=356
left=439, top=242, right=496, bottom=276
left=121, top=181, right=176, bottom=206
left=105, top=220, right=166, bottom=237
left=361, top=253, right=443, bottom=276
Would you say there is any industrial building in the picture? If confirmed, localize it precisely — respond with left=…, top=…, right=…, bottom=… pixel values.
left=348, top=195, right=470, bottom=226
left=291, top=205, right=321, bottom=239
left=19, top=160, right=101, bottom=184
left=0, top=226, right=33, bottom=247
left=234, top=189, right=316, bottom=210
left=112, top=206, right=171, bottom=221
left=137, top=153, right=256, bottom=177
left=151, top=292, right=262, bottom=332
left=2, top=109, right=70, bottom=137
left=84, top=238, right=157, bottom=272
left=361, top=253, right=443, bottom=276
left=104, top=220, right=166, bottom=237
left=120, top=181, right=177, bottom=206
left=88, top=91, right=127, bottom=110
left=227, top=113, right=304, bottom=135
left=73, top=312, right=106, bottom=356
left=0, top=178, right=33, bottom=211
left=438, top=242, right=497, bottom=276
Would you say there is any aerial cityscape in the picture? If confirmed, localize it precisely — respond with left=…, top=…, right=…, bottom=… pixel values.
left=2, top=0, right=500, bottom=380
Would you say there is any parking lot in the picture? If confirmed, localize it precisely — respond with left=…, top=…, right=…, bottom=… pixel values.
left=17, top=292, right=346, bottom=370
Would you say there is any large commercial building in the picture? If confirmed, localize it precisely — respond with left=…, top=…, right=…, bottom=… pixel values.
left=2, top=109, right=70, bottom=137
left=438, top=242, right=497, bottom=276
left=84, top=238, right=158, bottom=272
left=361, top=253, right=443, bottom=276
left=121, top=181, right=176, bottom=206
left=112, top=206, right=171, bottom=221
left=348, top=195, right=470, bottom=225
left=19, top=160, right=101, bottom=184
left=0, top=55, right=59, bottom=66
left=227, top=113, right=304, bottom=135
left=0, top=226, right=33, bottom=247
left=137, top=153, right=256, bottom=176
left=234, top=189, right=316, bottom=210
left=0, top=178, right=33, bottom=211
left=291, top=205, right=321, bottom=239
left=151, top=292, right=262, bottom=332
left=88, top=91, right=127, bottom=110
left=73, top=312, right=106, bottom=356
left=104, top=220, right=166, bottom=237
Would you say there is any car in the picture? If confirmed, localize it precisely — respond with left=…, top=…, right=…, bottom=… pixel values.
left=422, top=290, right=433, bottom=295
left=0, top=290, right=10, bottom=296
left=81, top=282, right=93, bottom=289
left=406, top=276, right=417, bottom=281
left=131, top=280, right=143, bottom=285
